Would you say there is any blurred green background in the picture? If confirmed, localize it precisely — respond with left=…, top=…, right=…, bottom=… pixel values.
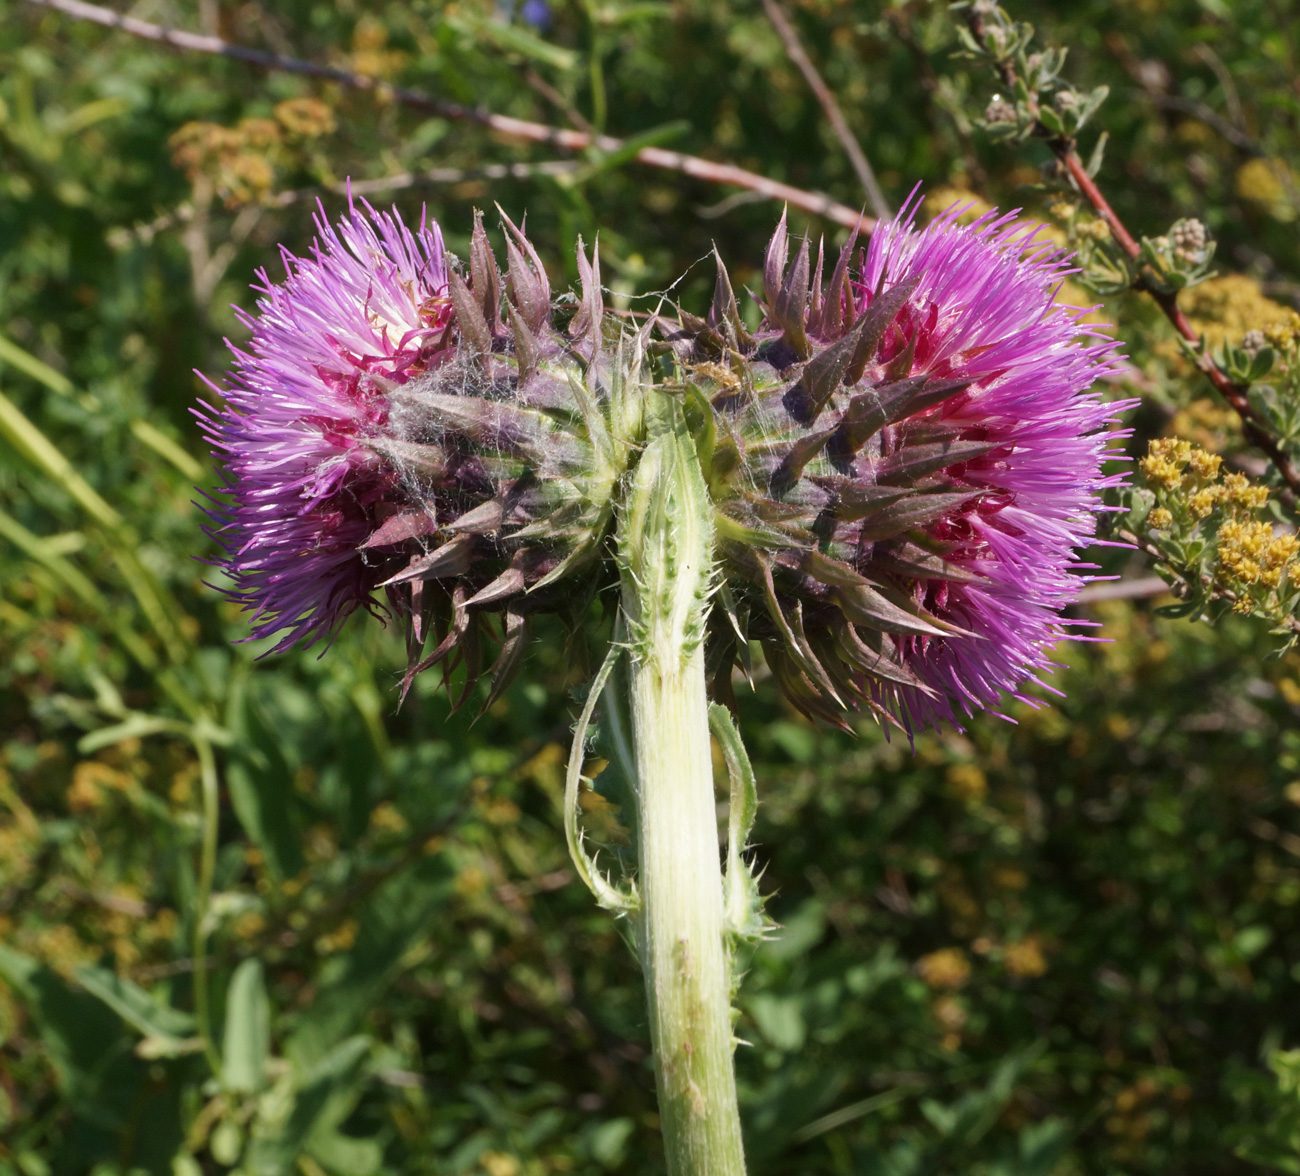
left=3, top=0, right=1300, bottom=1173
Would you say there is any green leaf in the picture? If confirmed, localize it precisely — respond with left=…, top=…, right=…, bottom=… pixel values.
left=1248, top=346, right=1277, bottom=382
left=1037, top=104, right=1064, bottom=134
left=223, top=960, right=271, bottom=1094
left=1011, top=1118, right=1073, bottom=1176
left=211, top=1120, right=245, bottom=1167
left=0, top=333, right=77, bottom=399
left=226, top=694, right=304, bottom=882
left=1085, top=129, right=1109, bottom=176
left=453, top=13, right=578, bottom=71
left=245, top=1037, right=372, bottom=1176
left=0, top=947, right=147, bottom=1127
left=307, top=1127, right=383, bottom=1176
left=73, top=964, right=196, bottom=1042
left=748, top=992, right=807, bottom=1052
left=587, top=1118, right=635, bottom=1169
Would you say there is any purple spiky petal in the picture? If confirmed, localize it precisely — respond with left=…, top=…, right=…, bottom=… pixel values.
left=195, top=198, right=453, bottom=652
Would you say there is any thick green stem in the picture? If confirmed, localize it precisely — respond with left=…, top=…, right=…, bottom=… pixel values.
left=616, top=405, right=746, bottom=1176
left=629, top=643, right=746, bottom=1176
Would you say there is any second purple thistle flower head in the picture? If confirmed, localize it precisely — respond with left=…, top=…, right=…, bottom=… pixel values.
left=679, top=198, right=1131, bottom=731
left=199, top=195, right=1130, bottom=730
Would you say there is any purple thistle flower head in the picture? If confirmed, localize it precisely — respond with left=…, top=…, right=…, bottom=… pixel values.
left=197, top=197, right=621, bottom=703
left=676, top=196, right=1132, bottom=732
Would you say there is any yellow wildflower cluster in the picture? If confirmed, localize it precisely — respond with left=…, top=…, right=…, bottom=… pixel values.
left=1236, top=158, right=1299, bottom=222
left=169, top=99, right=335, bottom=207
left=1140, top=438, right=1225, bottom=515
left=1179, top=274, right=1295, bottom=349
left=1141, top=439, right=1267, bottom=519
left=1141, top=438, right=1299, bottom=621
left=1003, top=936, right=1048, bottom=978
left=916, top=946, right=972, bottom=989
left=1138, top=438, right=1190, bottom=489
left=1218, top=517, right=1300, bottom=596
left=1169, top=397, right=1239, bottom=451
left=350, top=16, right=409, bottom=81
left=1264, top=315, right=1300, bottom=355
left=273, top=97, right=337, bottom=139
left=1222, top=473, right=1269, bottom=510
left=1073, top=217, right=1112, bottom=243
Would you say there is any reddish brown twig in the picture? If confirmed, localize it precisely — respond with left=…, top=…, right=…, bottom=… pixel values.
left=1057, top=151, right=1299, bottom=492
left=758, top=0, right=890, bottom=220
left=964, top=9, right=1300, bottom=497
left=27, top=0, right=876, bottom=235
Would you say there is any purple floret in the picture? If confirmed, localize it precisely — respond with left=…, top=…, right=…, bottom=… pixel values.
left=195, top=199, right=453, bottom=652
left=852, top=202, right=1132, bottom=728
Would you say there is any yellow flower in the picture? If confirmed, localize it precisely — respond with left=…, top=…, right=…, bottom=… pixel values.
left=1218, top=517, right=1298, bottom=589
left=917, top=947, right=972, bottom=989
left=481, top=1153, right=522, bottom=1176
left=1236, top=158, right=1299, bottom=221
left=1181, top=274, right=1296, bottom=346
left=1188, top=486, right=1223, bottom=519
left=1004, top=937, right=1047, bottom=978
left=946, top=762, right=987, bottom=802
left=1223, top=473, right=1269, bottom=510
left=1265, top=313, right=1300, bottom=350
left=1139, top=455, right=1184, bottom=491
left=274, top=98, right=336, bottom=138
left=1140, top=438, right=1197, bottom=492
left=67, top=761, right=133, bottom=813
left=316, top=919, right=359, bottom=955
left=369, top=802, right=408, bottom=834
left=1169, top=398, right=1239, bottom=449
left=237, top=117, right=282, bottom=150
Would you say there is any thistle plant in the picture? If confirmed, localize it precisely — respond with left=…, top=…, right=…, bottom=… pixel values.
left=201, top=196, right=1127, bottom=1175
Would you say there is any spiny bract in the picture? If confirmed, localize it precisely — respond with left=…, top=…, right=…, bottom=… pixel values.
left=664, top=199, right=1130, bottom=731
left=198, top=199, right=637, bottom=705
